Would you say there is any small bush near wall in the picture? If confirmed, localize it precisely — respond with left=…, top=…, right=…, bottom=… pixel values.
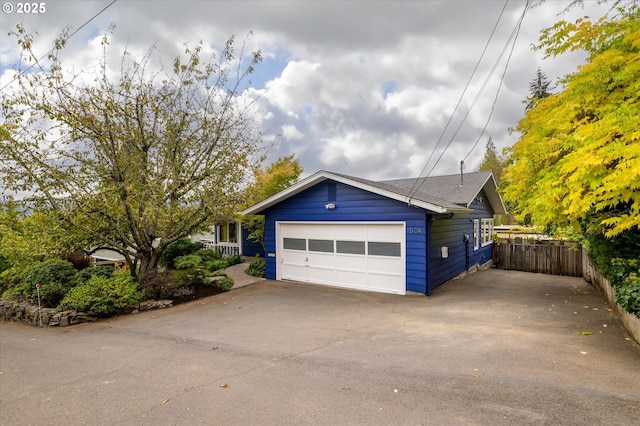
left=216, top=277, right=234, bottom=291
left=245, top=255, right=265, bottom=278
left=3, top=259, right=77, bottom=307
left=58, top=272, right=143, bottom=318
left=610, top=258, right=640, bottom=316
left=586, top=229, right=640, bottom=316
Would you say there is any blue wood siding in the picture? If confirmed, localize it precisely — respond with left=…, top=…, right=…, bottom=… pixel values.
left=429, top=190, right=494, bottom=290
left=241, top=226, right=264, bottom=257
left=261, top=180, right=429, bottom=293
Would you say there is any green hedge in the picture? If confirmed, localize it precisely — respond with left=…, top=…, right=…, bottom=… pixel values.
left=58, top=272, right=143, bottom=317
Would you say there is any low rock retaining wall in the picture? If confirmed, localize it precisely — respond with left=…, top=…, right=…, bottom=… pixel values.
left=583, top=256, right=640, bottom=344
left=0, top=299, right=173, bottom=327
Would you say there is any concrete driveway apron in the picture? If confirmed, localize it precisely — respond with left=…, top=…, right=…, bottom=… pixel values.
left=1, top=269, right=639, bottom=425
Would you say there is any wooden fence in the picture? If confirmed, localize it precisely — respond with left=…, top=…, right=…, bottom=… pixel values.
left=493, top=239, right=583, bottom=276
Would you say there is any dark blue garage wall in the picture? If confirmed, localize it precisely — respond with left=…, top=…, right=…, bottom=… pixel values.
left=429, top=189, right=495, bottom=290
left=241, top=226, right=264, bottom=257
left=261, top=180, right=429, bottom=293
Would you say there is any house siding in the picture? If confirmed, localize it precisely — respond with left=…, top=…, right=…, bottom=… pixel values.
left=429, top=189, right=495, bottom=290
left=261, top=180, right=430, bottom=293
left=241, top=226, right=265, bottom=257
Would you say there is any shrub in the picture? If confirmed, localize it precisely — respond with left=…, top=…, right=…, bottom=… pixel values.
left=0, top=266, right=25, bottom=295
left=209, top=268, right=227, bottom=277
left=216, top=277, right=234, bottom=291
left=194, top=249, right=221, bottom=262
left=610, top=258, right=640, bottom=315
left=204, top=259, right=229, bottom=272
left=168, top=269, right=205, bottom=287
left=226, top=254, right=243, bottom=266
left=159, top=238, right=204, bottom=269
left=15, top=259, right=78, bottom=307
left=70, top=265, right=115, bottom=288
left=245, top=256, right=265, bottom=278
left=174, top=254, right=203, bottom=270
left=57, top=272, right=143, bottom=317
left=137, top=268, right=171, bottom=300
left=0, top=254, right=10, bottom=275
left=2, top=281, right=30, bottom=302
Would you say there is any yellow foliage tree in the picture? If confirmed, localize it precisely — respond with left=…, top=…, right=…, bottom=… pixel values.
left=502, top=6, right=640, bottom=237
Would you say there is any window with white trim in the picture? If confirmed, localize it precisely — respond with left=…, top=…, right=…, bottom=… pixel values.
left=218, top=222, right=238, bottom=244
left=481, top=218, right=494, bottom=247
left=473, top=219, right=480, bottom=251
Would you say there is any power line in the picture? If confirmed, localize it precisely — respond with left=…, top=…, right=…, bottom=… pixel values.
left=433, top=1, right=529, bottom=172
left=405, top=0, right=509, bottom=202
left=0, top=0, right=118, bottom=93
left=462, top=6, right=527, bottom=164
left=407, top=0, right=530, bottom=201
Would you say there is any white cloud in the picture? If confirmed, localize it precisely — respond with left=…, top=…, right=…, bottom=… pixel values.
left=281, top=124, right=304, bottom=141
left=0, top=0, right=613, bottom=182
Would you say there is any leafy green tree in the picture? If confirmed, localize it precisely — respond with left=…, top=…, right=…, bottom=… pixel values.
left=525, top=67, right=553, bottom=111
left=0, top=203, right=76, bottom=267
left=244, top=155, right=304, bottom=206
left=502, top=6, right=640, bottom=239
left=0, top=26, right=264, bottom=289
left=242, top=155, right=303, bottom=246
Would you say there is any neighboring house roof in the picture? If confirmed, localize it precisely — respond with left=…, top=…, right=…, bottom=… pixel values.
left=241, top=170, right=507, bottom=216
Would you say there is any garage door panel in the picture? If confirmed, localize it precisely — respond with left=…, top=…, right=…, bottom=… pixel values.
left=338, top=226, right=367, bottom=240
left=336, top=270, right=368, bottom=289
left=278, top=223, right=405, bottom=295
left=368, top=274, right=403, bottom=294
left=367, top=256, right=403, bottom=275
left=367, top=224, right=402, bottom=240
left=335, top=255, right=367, bottom=273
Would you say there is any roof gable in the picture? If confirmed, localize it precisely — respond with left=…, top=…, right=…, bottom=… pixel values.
left=382, top=170, right=506, bottom=214
left=241, top=170, right=506, bottom=216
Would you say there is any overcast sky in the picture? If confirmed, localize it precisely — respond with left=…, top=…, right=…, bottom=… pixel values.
left=0, top=0, right=612, bottom=181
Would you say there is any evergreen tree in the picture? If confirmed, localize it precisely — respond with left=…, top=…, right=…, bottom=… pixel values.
left=476, top=137, right=504, bottom=183
left=525, top=67, right=553, bottom=110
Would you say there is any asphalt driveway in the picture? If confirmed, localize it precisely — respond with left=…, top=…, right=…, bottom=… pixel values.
left=1, top=269, right=639, bottom=425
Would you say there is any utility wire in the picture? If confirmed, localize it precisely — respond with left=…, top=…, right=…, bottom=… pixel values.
left=0, top=0, right=118, bottom=93
left=462, top=5, right=527, bottom=164
left=405, top=0, right=509, bottom=202
left=429, top=0, right=529, bottom=175
left=407, top=0, right=530, bottom=201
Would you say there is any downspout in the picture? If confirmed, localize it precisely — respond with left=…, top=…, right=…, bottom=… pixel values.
left=426, top=212, right=455, bottom=296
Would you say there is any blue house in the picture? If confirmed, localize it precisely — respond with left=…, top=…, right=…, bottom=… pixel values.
left=241, top=170, right=506, bottom=295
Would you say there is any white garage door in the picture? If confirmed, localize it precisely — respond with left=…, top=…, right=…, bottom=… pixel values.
left=277, top=222, right=406, bottom=295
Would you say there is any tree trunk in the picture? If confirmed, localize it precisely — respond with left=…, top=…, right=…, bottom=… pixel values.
left=137, top=248, right=165, bottom=296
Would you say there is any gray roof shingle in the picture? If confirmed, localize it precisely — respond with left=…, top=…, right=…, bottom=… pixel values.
left=381, top=171, right=495, bottom=208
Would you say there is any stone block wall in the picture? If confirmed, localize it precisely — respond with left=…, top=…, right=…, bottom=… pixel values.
left=0, top=299, right=173, bottom=327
